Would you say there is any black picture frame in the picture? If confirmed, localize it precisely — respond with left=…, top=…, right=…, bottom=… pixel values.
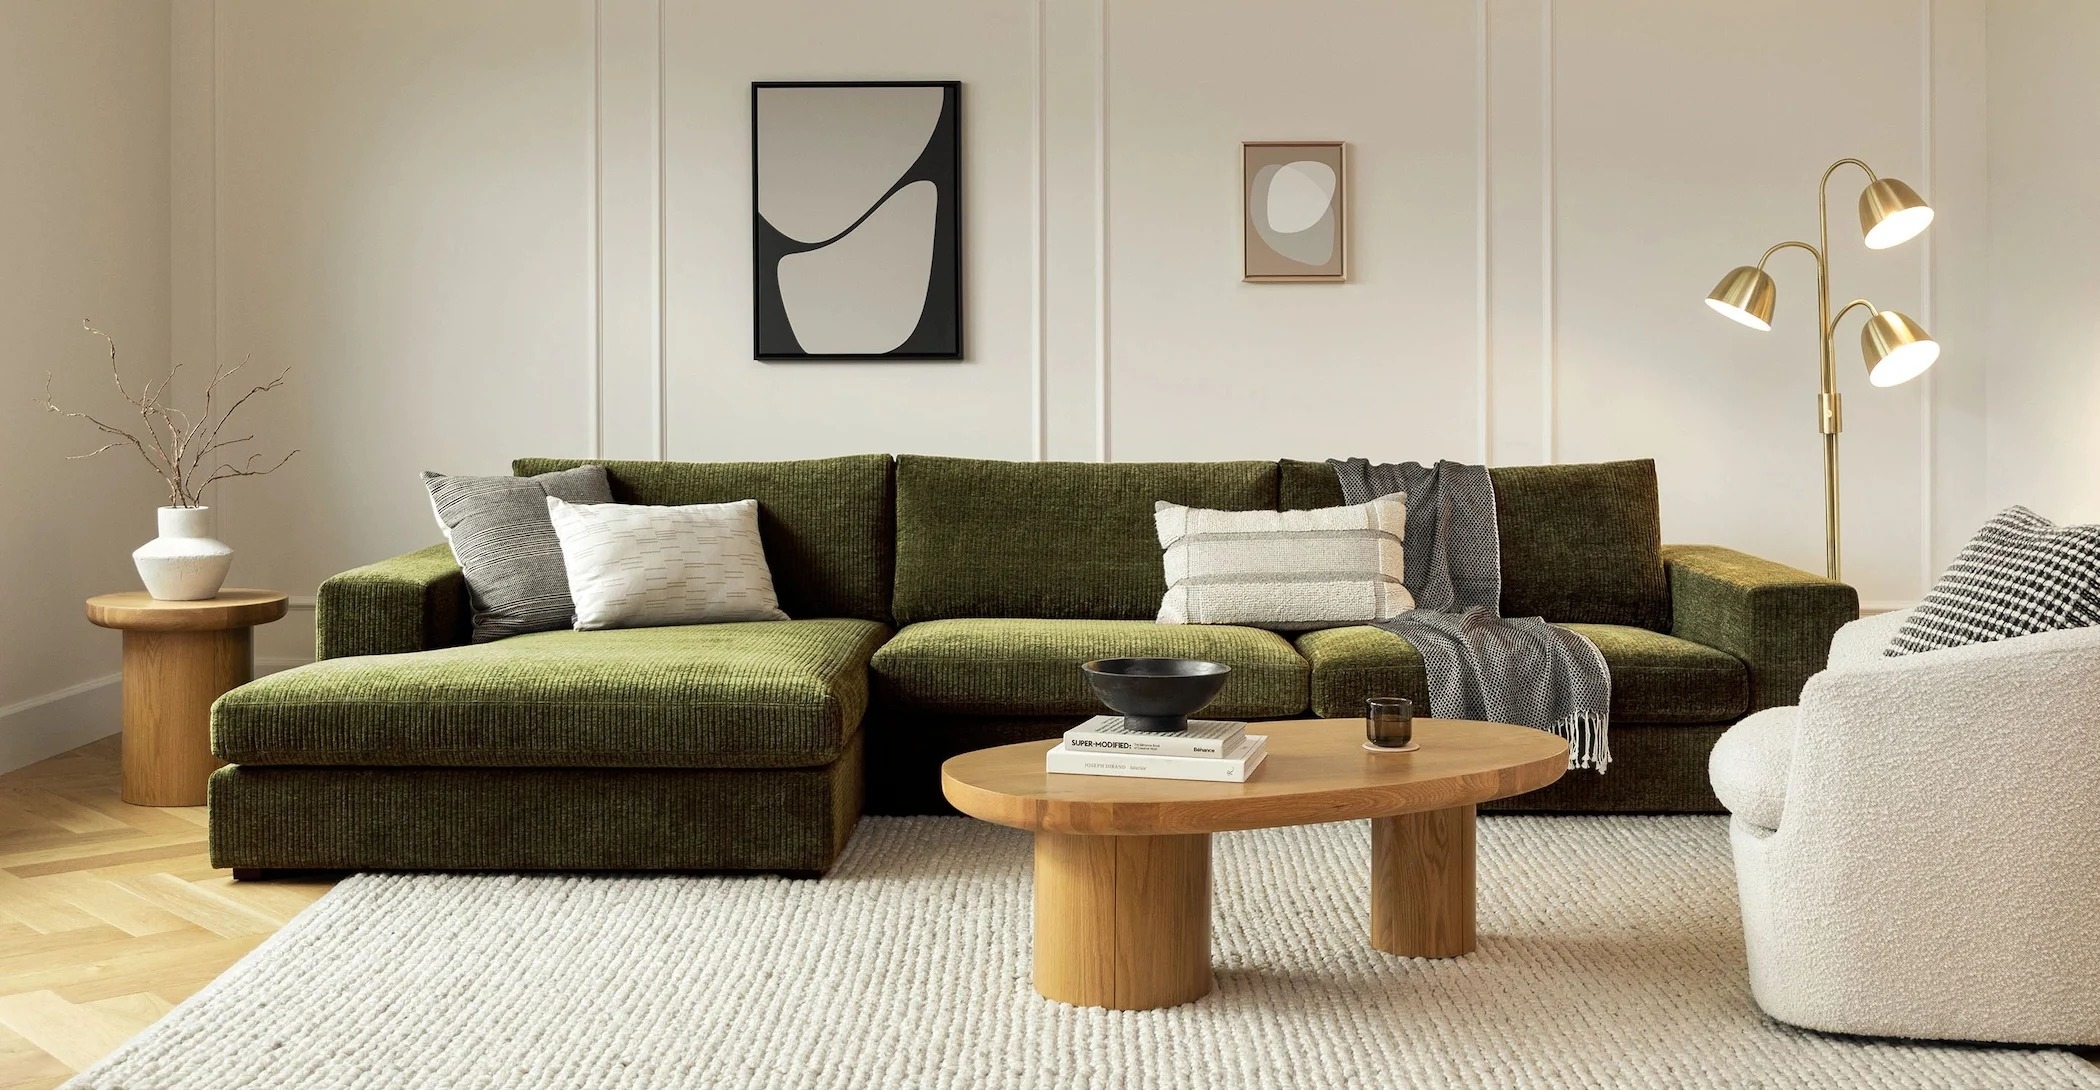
left=751, top=80, right=963, bottom=361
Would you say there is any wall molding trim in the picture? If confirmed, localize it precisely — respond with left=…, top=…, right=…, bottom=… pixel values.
left=0, top=674, right=119, bottom=776
left=1917, top=0, right=1937, bottom=588
left=1092, top=0, right=1111, bottom=462
left=0, top=673, right=119, bottom=726
left=1474, top=0, right=1491, bottom=465
left=1031, top=0, right=1048, bottom=461
left=1539, top=0, right=1557, bottom=464
left=589, top=0, right=605, bottom=459
left=655, top=0, right=668, bottom=462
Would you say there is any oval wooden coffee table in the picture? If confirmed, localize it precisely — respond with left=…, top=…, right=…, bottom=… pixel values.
left=942, top=717, right=1567, bottom=1010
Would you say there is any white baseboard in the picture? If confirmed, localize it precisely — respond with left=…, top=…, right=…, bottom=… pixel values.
left=0, top=674, right=121, bottom=776
left=1860, top=600, right=1919, bottom=616
left=1, top=653, right=311, bottom=776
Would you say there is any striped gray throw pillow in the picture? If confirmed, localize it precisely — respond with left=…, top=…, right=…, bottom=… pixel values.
left=423, top=465, right=613, bottom=642
left=1154, top=496, right=1412, bottom=630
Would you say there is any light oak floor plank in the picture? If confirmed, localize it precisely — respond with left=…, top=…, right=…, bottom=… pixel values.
left=0, top=739, right=333, bottom=1088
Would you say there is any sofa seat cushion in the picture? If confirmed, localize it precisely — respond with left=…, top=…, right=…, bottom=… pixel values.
left=213, top=619, right=890, bottom=769
left=871, top=619, right=1307, bottom=717
left=1707, top=705, right=1796, bottom=831
left=1296, top=622, right=1748, bottom=724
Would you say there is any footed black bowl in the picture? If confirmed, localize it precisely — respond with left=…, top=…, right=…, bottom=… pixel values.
left=1079, top=658, right=1232, bottom=733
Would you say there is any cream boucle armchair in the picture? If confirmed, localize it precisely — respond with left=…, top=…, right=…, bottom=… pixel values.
left=1709, top=608, right=2100, bottom=1046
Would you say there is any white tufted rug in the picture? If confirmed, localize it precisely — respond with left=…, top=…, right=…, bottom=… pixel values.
left=67, top=816, right=2100, bottom=1089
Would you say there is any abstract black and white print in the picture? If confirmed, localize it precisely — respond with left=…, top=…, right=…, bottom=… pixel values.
left=752, top=81, right=961, bottom=360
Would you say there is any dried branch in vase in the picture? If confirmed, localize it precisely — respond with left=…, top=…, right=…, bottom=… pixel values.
left=40, top=320, right=298, bottom=508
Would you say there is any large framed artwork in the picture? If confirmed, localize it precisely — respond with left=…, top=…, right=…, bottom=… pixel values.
left=752, top=80, right=963, bottom=360
left=1242, top=141, right=1347, bottom=282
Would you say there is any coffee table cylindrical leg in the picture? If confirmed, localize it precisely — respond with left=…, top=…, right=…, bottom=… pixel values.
left=1370, top=803, right=1477, bottom=958
left=1033, top=831, right=1212, bottom=1010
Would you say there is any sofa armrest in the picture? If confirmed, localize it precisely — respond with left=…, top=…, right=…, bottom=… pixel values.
left=1663, top=545, right=1858, bottom=713
left=314, top=543, right=470, bottom=659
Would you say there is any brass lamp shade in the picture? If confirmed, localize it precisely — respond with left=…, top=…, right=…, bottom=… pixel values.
left=1704, top=265, right=1776, bottom=331
left=1859, top=177, right=1934, bottom=250
left=1861, top=309, right=1939, bottom=387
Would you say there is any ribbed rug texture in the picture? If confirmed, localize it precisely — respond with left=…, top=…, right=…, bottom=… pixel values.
left=68, top=816, right=2100, bottom=1089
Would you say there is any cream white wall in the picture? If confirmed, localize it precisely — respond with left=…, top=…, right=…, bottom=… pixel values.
left=159, top=0, right=1996, bottom=671
left=0, top=3, right=172, bottom=771
left=1986, top=1, right=2100, bottom=524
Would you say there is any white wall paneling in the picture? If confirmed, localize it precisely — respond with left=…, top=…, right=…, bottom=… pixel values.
left=199, top=0, right=597, bottom=666
left=596, top=0, right=666, bottom=461
left=1985, top=1, right=2100, bottom=524
left=662, top=0, right=1038, bottom=463
left=1, top=3, right=173, bottom=770
left=1924, top=0, right=1989, bottom=583
left=156, top=0, right=2000, bottom=670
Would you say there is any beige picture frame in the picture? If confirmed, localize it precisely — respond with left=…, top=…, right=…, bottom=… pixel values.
left=1242, top=141, right=1347, bottom=282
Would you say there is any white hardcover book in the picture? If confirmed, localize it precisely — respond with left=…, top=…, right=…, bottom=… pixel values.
left=1045, top=735, right=1269, bottom=783
left=1060, top=715, right=1247, bottom=758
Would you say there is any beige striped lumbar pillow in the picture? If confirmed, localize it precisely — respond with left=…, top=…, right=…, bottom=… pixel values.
left=1153, top=496, right=1413, bottom=629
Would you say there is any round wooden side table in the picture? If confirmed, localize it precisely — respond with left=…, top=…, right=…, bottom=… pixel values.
left=85, top=590, right=289, bottom=806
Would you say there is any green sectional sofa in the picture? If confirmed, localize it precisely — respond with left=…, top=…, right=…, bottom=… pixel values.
left=208, top=454, right=1857, bottom=877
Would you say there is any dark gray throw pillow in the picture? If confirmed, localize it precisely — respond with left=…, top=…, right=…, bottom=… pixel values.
left=1887, top=505, right=2100, bottom=656
left=423, top=465, right=613, bottom=642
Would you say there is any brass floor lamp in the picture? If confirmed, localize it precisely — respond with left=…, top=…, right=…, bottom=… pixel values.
left=1703, top=158, right=1941, bottom=582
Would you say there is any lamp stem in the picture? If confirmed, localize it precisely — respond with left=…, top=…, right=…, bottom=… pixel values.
left=1814, top=161, right=1863, bottom=583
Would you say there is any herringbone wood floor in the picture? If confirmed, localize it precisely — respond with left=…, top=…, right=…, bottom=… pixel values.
left=0, top=737, right=335, bottom=1089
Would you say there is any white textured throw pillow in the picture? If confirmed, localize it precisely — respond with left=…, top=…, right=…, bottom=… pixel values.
left=1154, top=496, right=1413, bottom=629
left=546, top=497, right=789, bottom=630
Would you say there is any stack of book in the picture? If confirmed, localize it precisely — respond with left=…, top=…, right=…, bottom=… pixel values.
left=1044, top=716, right=1268, bottom=782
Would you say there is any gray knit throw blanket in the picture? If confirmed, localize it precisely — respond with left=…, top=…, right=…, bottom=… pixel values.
left=1330, top=458, right=1612, bottom=771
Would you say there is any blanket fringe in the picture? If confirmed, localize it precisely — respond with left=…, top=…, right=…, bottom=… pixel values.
left=1558, top=711, right=1612, bottom=773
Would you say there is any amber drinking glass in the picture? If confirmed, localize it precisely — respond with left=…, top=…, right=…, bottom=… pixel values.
left=1366, top=697, right=1414, bottom=749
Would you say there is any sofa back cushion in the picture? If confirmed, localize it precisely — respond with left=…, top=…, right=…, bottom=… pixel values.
left=893, top=456, right=1278, bottom=623
left=513, top=455, right=894, bottom=622
left=1279, top=457, right=1669, bottom=630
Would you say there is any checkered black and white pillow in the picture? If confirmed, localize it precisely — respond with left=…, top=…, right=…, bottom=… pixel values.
left=1886, top=506, right=2100, bottom=656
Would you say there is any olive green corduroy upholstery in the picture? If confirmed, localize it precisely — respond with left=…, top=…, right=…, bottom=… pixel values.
left=870, top=618, right=1307, bottom=717
left=1491, top=460, right=1670, bottom=631
left=217, top=454, right=1859, bottom=876
left=314, top=543, right=470, bottom=659
left=1296, top=622, right=1747, bottom=725
left=208, top=732, right=863, bottom=873
left=514, top=454, right=895, bottom=622
left=1664, top=544, right=1857, bottom=714
left=863, top=714, right=1729, bottom=816
left=216, top=620, right=888, bottom=768
left=892, top=456, right=1277, bottom=623
left=1487, top=724, right=1728, bottom=813
left=1278, top=457, right=1349, bottom=512
left=1281, top=458, right=1671, bottom=630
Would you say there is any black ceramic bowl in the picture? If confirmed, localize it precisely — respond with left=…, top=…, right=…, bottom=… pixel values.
left=1079, top=658, right=1233, bottom=733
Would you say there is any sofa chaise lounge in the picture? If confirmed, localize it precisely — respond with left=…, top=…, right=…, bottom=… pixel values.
left=209, top=454, right=1856, bottom=876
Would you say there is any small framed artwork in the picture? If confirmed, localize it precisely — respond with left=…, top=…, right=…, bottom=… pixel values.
left=1242, top=141, right=1347, bottom=282
left=752, top=80, right=962, bottom=360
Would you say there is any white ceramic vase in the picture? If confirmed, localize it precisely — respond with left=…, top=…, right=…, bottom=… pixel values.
left=134, top=506, right=234, bottom=601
